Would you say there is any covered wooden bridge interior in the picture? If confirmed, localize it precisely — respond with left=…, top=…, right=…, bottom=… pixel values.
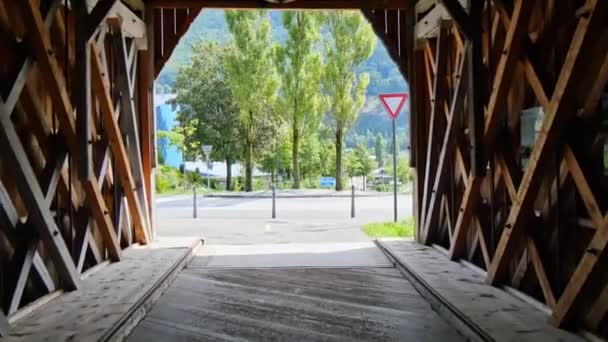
left=0, top=0, right=607, bottom=339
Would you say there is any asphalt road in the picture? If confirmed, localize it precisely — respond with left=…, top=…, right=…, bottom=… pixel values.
left=154, top=192, right=413, bottom=267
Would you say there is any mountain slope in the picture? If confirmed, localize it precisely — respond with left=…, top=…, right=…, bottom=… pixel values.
left=156, top=9, right=410, bottom=135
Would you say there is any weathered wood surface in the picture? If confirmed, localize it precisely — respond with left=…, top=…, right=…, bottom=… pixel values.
left=378, top=240, right=582, bottom=342
left=2, top=238, right=201, bottom=342
left=128, top=266, right=465, bottom=341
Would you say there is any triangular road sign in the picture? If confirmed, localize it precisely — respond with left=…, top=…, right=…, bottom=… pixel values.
left=379, top=93, right=408, bottom=120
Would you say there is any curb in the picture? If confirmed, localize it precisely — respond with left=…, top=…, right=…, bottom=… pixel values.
left=102, top=238, right=204, bottom=342
left=374, top=240, right=492, bottom=342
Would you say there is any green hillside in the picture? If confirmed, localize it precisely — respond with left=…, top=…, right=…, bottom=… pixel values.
left=156, top=10, right=409, bottom=142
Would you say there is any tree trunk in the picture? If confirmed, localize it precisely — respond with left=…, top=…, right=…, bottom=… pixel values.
left=226, top=159, right=232, bottom=191
left=335, top=130, right=343, bottom=191
left=292, top=127, right=300, bottom=189
left=245, top=139, right=253, bottom=192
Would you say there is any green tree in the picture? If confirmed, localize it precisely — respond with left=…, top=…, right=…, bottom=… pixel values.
left=322, top=11, right=376, bottom=190
left=275, top=12, right=325, bottom=189
left=345, top=143, right=375, bottom=180
left=171, top=42, right=242, bottom=191
left=375, top=133, right=385, bottom=167
left=224, top=10, right=280, bottom=191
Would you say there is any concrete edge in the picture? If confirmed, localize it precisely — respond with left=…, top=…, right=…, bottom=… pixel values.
left=374, top=240, right=493, bottom=342
left=102, top=238, right=205, bottom=342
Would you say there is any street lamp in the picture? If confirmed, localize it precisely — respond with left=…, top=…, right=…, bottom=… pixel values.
left=202, top=145, right=212, bottom=189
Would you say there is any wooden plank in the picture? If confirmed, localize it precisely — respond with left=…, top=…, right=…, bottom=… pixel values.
left=0, top=100, right=79, bottom=290
left=438, top=0, right=472, bottom=38
left=563, top=145, right=603, bottom=228
left=474, top=216, right=491, bottom=270
left=18, top=0, right=122, bottom=261
left=421, top=42, right=468, bottom=244
left=527, top=239, right=556, bottom=308
left=448, top=175, right=482, bottom=259
left=86, top=0, right=118, bottom=38
left=109, top=24, right=152, bottom=238
left=74, top=0, right=94, bottom=180
left=0, top=311, right=8, bottom=336
left=152, top=0, right=412, bottom=9
left=8, top=242, right=36, bottom=315
left=448, top=0, right=536, bottom=260
left=90, top=44, right=150, bottom=244
left=483, top=0, right=535, bottom=150
left=138, top=48, right=154, bottom=232
left=466, top=0, right=485, bottom=177
left=489, top=0, right=607, bottom=288
left=420, top=21, right=450, bottom=233
left=585, top=281, right=608, bottom=330
left=2, top=0, right=62, bottom=117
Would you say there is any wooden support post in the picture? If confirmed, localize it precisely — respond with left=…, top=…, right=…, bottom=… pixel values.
left=91, top=44, right=150, bottom=245
left=108, top=21, right=151, bottom=238
left=467, top=0, right=485, bottom=177
left=422, top=42, right=468, bottom=244
left=420, top=21, right=450, bottom=232
left=74, top=1, right=93, bottom=181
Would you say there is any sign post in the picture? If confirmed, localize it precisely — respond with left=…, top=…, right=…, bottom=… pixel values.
left=379, top=93, right=408, bottom=222
left=202, top=145, right=213, bottom=189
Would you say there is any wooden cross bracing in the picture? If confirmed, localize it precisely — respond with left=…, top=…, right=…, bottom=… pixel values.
left=415, top=0, right=608, bottom=334
left=0, top=0, right=154, bottom=329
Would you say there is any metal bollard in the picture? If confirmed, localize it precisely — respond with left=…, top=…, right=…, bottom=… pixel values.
left=193, top=186, right=197, bottom=218
left=272, top=185, right=276, bottom=219
left=351, top=184, right=355, bottom=218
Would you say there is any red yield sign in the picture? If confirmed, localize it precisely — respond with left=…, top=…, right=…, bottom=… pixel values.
left=379, top=93, right=408, bottom=120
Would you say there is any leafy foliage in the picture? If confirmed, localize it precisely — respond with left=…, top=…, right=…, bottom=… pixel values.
left=224, top=10, right=280, bottom=191
left=274, top=12, right=325, bottom=188
left=322, top=11, right=376, bottom=190
left=171, top=42, right=242, bottom=190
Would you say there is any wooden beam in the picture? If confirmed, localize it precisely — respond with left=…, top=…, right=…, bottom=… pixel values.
left=0, top=100, right=79, bottom=291
left=422, top=42, right=468, bottom=244
left=74, top=0, right=94, bottom=181
left=2, top=0, right=62, bottom=116
left=527, top=239, right=556, bottom=308
left=564, top=145, right=603, bottom=228
left=86, top=0, right=118, bottom=39
left=8, top=241, right=36, bottom=315
left=421, top=21, right=450, bottom=234
left=448, top=0, right=535, bottom=260
left=438, top=0, right=472, bottom=38
left=466, top=0, right=485, bottom=177
left=108, top=24, right=152, bottom=240
left=151, top=0, right=412, bottom=9
left=489, top=0, right=607, bottom=288
left=91, top=44, right=150, bottom=244
left=18, top=0, right=122, bottom=261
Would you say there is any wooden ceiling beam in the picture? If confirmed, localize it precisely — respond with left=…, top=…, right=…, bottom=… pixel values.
left=151, top=0, right=411, bottom=9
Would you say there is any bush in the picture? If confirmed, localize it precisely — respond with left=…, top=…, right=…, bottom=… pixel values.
left=302, top=177, right=321, bottom=189
left=253, top=178, right=269, bottom=191
left=155, top=165, right=184, bottom=194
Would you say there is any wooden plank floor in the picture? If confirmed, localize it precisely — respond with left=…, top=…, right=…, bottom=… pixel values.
left=378, top=240, right=582, bottom=342
left=127, top=266, right=465, bottom=341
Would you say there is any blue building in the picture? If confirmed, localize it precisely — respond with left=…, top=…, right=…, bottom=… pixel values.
left=155, top=94, right=183, bottom=168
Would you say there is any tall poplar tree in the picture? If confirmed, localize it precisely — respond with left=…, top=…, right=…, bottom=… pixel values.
left=323, top=11, right=376, bottom=190
left=224, top=10, right=280, bottom=191
left=275, top=12, right=324, bottom=189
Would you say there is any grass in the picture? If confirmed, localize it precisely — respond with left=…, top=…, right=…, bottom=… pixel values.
left=363, top=217, right=415, bottom=238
